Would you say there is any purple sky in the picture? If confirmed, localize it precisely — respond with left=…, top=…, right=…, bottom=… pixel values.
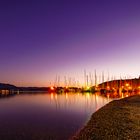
left=0, top=0, right=140, bottom=86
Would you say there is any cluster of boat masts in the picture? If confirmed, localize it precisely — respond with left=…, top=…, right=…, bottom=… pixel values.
left=49, top=71, right=140, bottom=93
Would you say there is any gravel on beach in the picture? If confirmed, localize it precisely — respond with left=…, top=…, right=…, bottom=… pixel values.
left=72, top=95, right=140, bottom=140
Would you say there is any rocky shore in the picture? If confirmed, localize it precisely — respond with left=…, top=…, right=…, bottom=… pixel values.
left=72, top=95, right=140, bottom=140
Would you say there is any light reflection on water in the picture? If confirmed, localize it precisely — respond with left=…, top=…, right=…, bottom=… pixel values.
left=0, top=92, right=112, bottom=140
left=48, top=92, right=112, bottom=116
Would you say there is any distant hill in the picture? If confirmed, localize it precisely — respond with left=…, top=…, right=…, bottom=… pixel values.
left=18, top=87, right=49, bottom=92
left=0, top=83, right=17, bottom=90
left=0, top=83, right=50, bottom=92
left=98, top=77, right=140, bottom=89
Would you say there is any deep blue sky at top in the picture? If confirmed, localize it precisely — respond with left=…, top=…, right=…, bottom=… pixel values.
left=0, top=0, right=140, bottom=86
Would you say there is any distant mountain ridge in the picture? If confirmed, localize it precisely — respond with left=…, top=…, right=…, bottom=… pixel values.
left=0, top=83, right=49, bottom=91
left=0, top=83, right=17, bottom=90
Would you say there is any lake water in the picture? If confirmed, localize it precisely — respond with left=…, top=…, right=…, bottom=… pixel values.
left=0, top=92, right=112, bottom=140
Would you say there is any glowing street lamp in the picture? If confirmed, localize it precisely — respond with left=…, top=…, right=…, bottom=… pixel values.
left=125, top=83, right=129, bottom=87
left=50, top=86, right=54, bottom=90
left=107, top=86, right=110, bottom=90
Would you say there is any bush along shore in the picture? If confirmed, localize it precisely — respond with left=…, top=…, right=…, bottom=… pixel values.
left=71, top=95, right=140, bottom=140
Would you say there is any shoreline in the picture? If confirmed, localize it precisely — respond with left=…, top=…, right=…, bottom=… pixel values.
left=71, top=95, right=140, bottom=140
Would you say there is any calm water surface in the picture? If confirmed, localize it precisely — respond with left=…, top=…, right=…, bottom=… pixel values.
left=0, top=92, right=112, bottom=140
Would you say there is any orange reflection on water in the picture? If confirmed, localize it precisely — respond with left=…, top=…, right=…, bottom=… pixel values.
left=86, top=93, right=90, bottom=99
left=55, top=94, right=58, bottom=100
left=107, top=93, right=110, bottom=101
left=65, top=93, right=68, bottom=100
left=101, top=91, right=139, bottom=99
left=50, top=93, right=54, bottom=100
left=121, top=93, right=124, bottom=98
left=48, top=92, right=112, bottom=113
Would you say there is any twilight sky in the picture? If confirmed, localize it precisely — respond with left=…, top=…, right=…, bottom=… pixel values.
left=0, top=0, right=140, bottom=86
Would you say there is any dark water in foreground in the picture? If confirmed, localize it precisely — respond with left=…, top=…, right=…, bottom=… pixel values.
left=0, top=92, right=112, bottom=140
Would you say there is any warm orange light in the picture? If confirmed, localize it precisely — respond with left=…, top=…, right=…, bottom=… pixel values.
left=107, top=86, right=110, bottom=89
left=125, top=83, right=129, bottom=87
left=112, top=87, right=115, bottom=90
left=55, top=94, right=58, bottom=100
left=121, top=93, right=124, bottom=98
left=96, top=85, right=99, bottom=88
left=86, top=93, right=90, bottom=99
left=50, top=86, right=54, bottom=90
left=51, top=93, right=54, bottom=100
left=126, top=94, right=129, bottom=97
left=107, top=94, right=110, bottom=99
left=66, top=93, right=68, bottom=100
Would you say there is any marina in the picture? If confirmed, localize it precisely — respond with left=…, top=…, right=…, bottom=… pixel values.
left=0, top=80, right=139, bottom=139
left=0, top=0, right=140, bottom=139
